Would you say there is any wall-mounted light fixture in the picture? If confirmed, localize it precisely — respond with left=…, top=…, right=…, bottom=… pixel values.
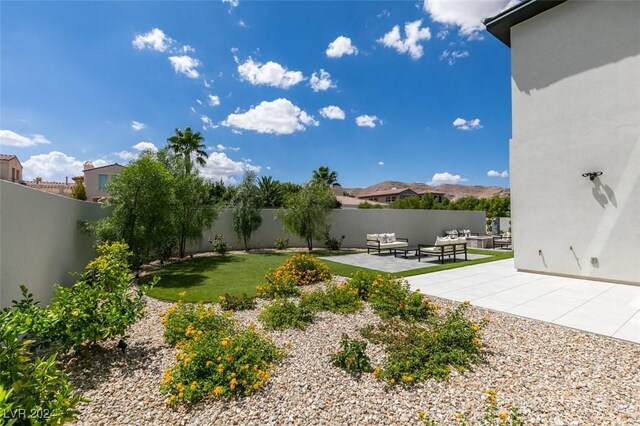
left=582, top=171, right=603, bottom=181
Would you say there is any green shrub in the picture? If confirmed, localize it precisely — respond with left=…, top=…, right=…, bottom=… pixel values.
left=324, top=284, right=362, bottom=314
left=331, top=334, right=372, bottom=375
left=256, top=271, right=300, bottom=299
left=210, top=234, right=230, bottom=255
left=346, top=270, right=378, bottom=301
left=299, top=288, right=328, bottom=313
left=276, top=254, right=331, bottom=286
left=258, top=299, right=314, bottom=330
left=0, top=307, right=85, bottom=425
left=274, top=237, right=289, bottom=250
left=161, top=326, right=282, bottom=405
left=218, top=293, right=256, bottom=311
left=324, top=234, right=345, bottom=251
left=163, top=303, right=234, bottom=346
left=366, top=305, right=486, bottom=384
left=368, top=275, right=436, bottom=321
left=16, top=241, right=154, bottom=353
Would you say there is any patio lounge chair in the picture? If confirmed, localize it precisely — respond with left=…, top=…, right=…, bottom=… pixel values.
left=366, top=233, right=409, bottom=255
left=493, top=232, right=512, bottom=249
left=418, top=237, right=467, bottom=264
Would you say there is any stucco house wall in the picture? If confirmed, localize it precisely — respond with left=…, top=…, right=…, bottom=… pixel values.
left=509, top=1, right=640, bottom=284
left=84, top=164, right=124, bottom=201
left=0, top=155, right=23, bottom=182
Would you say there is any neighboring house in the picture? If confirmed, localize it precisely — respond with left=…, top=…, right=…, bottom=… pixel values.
left=25, top=178, right=74, bottom=197
left=0, top=154, right=23, bottom=183
left=83, top=162, right=124, bottom=202
left=485, top=0, right=640, bottom=284
left=335, top=195, right=387, bottom=209
left=357, top=187, right=417, bottom=203
left=414, top=188, right=446, bottom=203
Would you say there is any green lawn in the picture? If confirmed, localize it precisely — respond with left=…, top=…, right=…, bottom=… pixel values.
left=145, top=249, right=513, bottom=303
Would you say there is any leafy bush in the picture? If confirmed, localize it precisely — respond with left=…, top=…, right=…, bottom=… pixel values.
left=299, top=289, right=328, bottom=313
left=256, top=271, right=300, bottom=299
left=210, top=234, right=230, bottom=255
left=365, top=304, right=486, bottom=384
left=276, top=254, right=330, bottom=286
left=418, top=389, right=524, bottom=425
left=258, top=299, right=314, bottom=330
left=274, top=237, right=289, bottom=250
left=14, top=242, right=154, bottom=353
left=324, top=234, right=345, bottom=251
left=161, top=326, right=282, bottom=405
left=331, top=334, right=372, bottom=375
left=218, top=293, right=256, bottom=311
left=163, top=303, right=234, bottom=346
left=346, top=270, right=378, bottom=301
left=324, top=284, right=362, bottom=314
left=0, top=307, right=85, bottom=425
left=368, top=275, right=436, bottom=321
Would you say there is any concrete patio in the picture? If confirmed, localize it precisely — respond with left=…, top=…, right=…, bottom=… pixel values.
left=407, top=259, right=640, bottom=344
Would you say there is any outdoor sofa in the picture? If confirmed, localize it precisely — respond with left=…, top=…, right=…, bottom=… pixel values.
left=366, top=233, right=409, bottom=255
left=493, top=232, right=512, bottom=249
left=418, top=236, right=468, bottom=264
left=445, top=229, right=480, bottom=238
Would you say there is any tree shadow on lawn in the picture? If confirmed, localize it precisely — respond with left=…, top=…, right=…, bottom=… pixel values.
left=142, top=255, right=243, bottom=290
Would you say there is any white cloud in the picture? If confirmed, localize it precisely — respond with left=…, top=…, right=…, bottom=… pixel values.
left=23, top=151, right=106, bottom=180
left=221, top=0, right=239, bottom=8
left=190, top=106, right=197, bottom=113
left=453, top=117, right=482, bottom=130
left=182, top=45, right=195, bottom=53
left=436, top=29, right=449, bottom=40
left=429, top=172, right=468, bottom=185
left=355, top=115, right=381, bottom=128
left=440, top=49, right=469, bottom=65
left=487, top=170, right=509, bottom=178
left=378, top=19, right=431, bottom=59
left=203, top=79, right=212, bottom=88
left=326, top=36, right=358, bottom=58
left=309, top=69, right=336, bottom=92
left=131, top=121, right=147, bottom=131
left=222, top=98, right=318, bottom=135
left=207, top=94, right=221, bottom=106
left=237, top=58, right=305, bottom=89
left=199, top=152, right=259, bottom=184
left=378, top=161, right=385, bottom=166
left=214, top=144, right=240, bottom=152
left=423, top=0, right=517, bottom=39
left=200, top=115, right=218, bottom=130
left=319, top=106, right=345, bottom=120
left=0, top=130, right=51, bottom=147
left=132, top=141, right=158, bottom=152
left=196, top=99, right=203, bottom=105
left=238, top=20, right=248, bottom=28
left=168, top=55, right=201, bottom=78
left=115, top=151, right=138, bottom=162
left=132, top=28, right=174, bottom=52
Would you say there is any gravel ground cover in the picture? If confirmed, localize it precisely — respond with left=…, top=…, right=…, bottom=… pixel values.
left=67, top=280, right=640, bottom=426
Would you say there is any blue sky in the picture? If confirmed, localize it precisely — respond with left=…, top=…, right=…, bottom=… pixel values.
left=1, top=0, right=515, bottom=187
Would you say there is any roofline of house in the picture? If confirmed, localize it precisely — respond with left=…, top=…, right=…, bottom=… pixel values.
left=0, top=155, right=22, bottom=167
left=483, top=0, right=567, bottom=47
left=358, top=188, right=416, bottom=198
left=83, top=163, right=124, bottom=172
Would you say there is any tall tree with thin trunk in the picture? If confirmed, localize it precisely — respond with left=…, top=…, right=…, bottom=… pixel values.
left=276, top=181, right=336, bottom=251
left=232, top=171, right=263, bottom=251
left=167, top=126, right=208, bottom=174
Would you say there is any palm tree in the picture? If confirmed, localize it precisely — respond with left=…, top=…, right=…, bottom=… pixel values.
left=257, top=176, right=284, bottom=208
left=167, top=127, right=208, bottom=174
left=312, top=166, right=340, bottom=187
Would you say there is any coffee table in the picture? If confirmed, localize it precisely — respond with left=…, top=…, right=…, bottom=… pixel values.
left=392, top=246, right=419, bottom=258
left=466, top=236, right=494, bottom=249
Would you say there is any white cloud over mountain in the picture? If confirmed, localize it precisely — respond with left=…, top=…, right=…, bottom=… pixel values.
left=429, top=172, right=468, bottom=185
left=487, top=170, right=509, bottom=178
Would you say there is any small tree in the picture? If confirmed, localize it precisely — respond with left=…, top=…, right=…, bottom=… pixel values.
left=71, top=178, right=87, bottom=200
left=258, top=176, right=284, bottom=208
left=312, top=166, right=340, bottom=187
left=276, top=182, right=336, bottom=251
left=232, top=171, right=263, bottom=251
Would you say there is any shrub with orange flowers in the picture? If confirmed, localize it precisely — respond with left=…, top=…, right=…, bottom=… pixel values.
left=162, top=302, right=234, bottom=346
left=256, top=271, right=300, bottom=299
left=360, top=303, right=488, bottom=384
left=161, top=327, right=282, bottom=405
left=275, top=254, right=331, bottom=286
left=367, top=274, right=437, bottom=321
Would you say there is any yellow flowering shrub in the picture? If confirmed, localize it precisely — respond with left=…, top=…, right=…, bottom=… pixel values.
left=161, top=328, right=282, bottom=405
left=276, top=254, right=331, bottom=286
left=162, top=303, right=234, bottom=346
left=256, top=271, right=300, bottom=299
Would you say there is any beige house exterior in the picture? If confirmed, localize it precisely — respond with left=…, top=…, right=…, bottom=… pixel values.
left=83, top=162, right=124, bottom=202
left=357, top=187, right=417, bottom=204
left=0, top=154, right=23, bottom=183
left=485, top=0, right=640, bottom=284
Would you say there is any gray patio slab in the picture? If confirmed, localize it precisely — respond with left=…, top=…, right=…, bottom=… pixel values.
left=407, top=259, right=640, bottom=344
left=320, top=252, right=490, bottom=273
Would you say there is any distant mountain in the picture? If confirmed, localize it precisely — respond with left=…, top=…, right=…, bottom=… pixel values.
left=334, top=180, right=510, bottom=201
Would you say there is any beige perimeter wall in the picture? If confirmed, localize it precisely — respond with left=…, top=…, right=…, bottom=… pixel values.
left=190, top=208, right=486, bottom=252
left=0, top=181, right=109, bottom=307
